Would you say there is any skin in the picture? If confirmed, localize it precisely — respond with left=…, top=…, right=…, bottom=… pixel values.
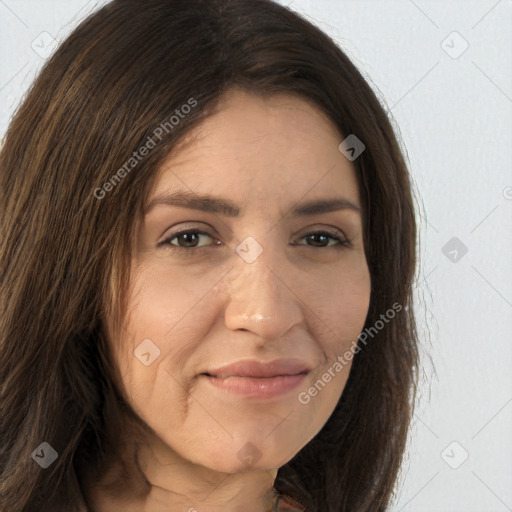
left=91, top=88, right=371, bottom=512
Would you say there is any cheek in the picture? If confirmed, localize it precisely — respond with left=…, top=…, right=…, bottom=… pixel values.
left=111, top=327, right=197, bottom=435
left=129, top=261, right=213, bottom=331
left=308, top=261, right=371, bottom=354
left=108, top=266, right=207, bottom=420
left=292, top=262, right=371, bottom=423
left=118, top=258, right=219, bottom=361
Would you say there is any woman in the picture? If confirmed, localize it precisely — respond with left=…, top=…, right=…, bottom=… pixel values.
left=0, top=0, right=420, bottom=511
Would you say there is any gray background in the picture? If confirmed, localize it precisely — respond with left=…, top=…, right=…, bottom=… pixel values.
left=1, top=1, right=511, bottom=510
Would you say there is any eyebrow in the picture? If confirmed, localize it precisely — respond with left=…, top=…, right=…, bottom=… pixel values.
left=144, top=191, right=361, bottom=217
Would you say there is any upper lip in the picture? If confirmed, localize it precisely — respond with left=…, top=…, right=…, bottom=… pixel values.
left=204, top=359, right=311, bottom=378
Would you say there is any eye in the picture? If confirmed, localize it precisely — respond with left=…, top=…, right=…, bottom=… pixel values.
left=293, top=230, right=352, bottom=249
left=158, top=229, right=218, bottom=254
left=158, top=228, right=352, bottom=255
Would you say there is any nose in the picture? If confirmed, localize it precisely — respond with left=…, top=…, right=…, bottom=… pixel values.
left=223, top=245, right=304, bottom=341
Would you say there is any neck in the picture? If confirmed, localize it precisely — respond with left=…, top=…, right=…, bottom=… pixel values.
left=87, top=432, right=279, bottom=512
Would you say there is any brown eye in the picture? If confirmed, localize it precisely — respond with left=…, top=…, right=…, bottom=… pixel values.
left=159, top=229, right=218, bottom=252
left=158, top=228, right=351, bottom=256
left=295, top=230, right=351, bottom=249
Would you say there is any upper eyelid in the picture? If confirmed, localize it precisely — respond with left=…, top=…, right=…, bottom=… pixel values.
left=159, top=227, right=217, bottom=244
left=162, top=229, right=215, bottom=244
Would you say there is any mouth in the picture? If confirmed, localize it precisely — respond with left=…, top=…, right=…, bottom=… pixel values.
left=200, top=373, right=308, bottom=398
left=201, top=371, right=309, bottom=399
left=203, top=371, right=309, bottom=379
left=204, top=358, right=311, bottom=379
left=200, top=359, right=311, bottom=399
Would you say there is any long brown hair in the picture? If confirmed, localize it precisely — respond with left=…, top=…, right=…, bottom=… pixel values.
left=0, top=0, right=420, bottom=510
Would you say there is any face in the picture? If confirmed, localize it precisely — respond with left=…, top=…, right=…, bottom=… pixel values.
left=107, top=88, right=371, bottom=474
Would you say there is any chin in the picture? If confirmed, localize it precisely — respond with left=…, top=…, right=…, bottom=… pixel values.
left=194, top=433, right=302, bottom=474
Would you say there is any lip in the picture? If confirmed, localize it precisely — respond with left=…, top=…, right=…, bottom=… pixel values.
left=204, top=358, right=311, bottom=378
left=200, top=358, right=311, bottom=399
left=203, top=373, right=307, bottom=398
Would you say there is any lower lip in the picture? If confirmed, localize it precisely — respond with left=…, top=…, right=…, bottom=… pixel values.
left=202, top=373, right=307, bottom=398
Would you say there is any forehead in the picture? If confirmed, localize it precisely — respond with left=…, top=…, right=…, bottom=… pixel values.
left=148, top=88, right=360, bottom=212
left=179, top=88, right=343, bottom=157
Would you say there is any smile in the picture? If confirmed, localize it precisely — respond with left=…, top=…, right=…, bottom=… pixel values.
left=201, top=373, right=308, bottom=398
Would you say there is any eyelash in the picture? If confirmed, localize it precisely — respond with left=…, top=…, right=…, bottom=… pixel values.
left=158, top=228, right=352, bottom=255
